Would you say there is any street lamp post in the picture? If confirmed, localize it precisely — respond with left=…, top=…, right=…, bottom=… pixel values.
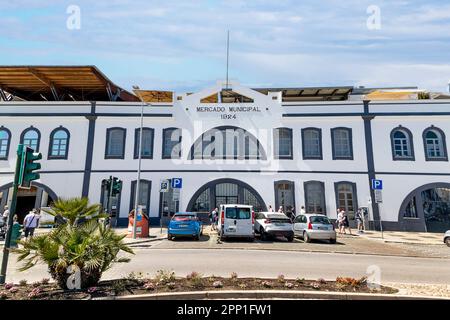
left=132, top=86, right=145, bottom=239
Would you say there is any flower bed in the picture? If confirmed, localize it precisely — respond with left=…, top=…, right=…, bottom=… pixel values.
left=0, top=272, right=397, bottom=300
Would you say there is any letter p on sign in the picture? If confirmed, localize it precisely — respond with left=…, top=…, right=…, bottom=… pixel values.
left=371, top=179, right=383, bottom=190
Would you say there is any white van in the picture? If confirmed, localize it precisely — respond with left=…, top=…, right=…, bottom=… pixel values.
left=217, top=204, right=254, bottom=241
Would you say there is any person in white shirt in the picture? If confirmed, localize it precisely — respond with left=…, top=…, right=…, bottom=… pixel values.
left=2, top=205, right=9, bottom=225
left=300, top=206, right=306, bottom=215
left=337, top=209, right=345, bottom=235
left=268, top=205, right=274, bottom=212
left=23, top=209, right=40, bottom=238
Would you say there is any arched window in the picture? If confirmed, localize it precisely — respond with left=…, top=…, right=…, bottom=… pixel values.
left=21, top=127, right=41, bottom=152
left=304, top=181, right=326, bottom=214
left=49, top=127, right=70, bottom=159
left=423, top=127, right=448, bottom=161
left=302, top=128, right=322, bottom=160
left=105, top=128, right=126, bottom=159
left=390, top=127, right=414, bottom=160
left=274, top=127, right=293, bottom=159
left=0, top=127, right=11, bottom=160
left=331, top=127, right=353, bottom=160
left=189, top=126, right=266, bottom=160
left=134, top=128, right=154, bottom=159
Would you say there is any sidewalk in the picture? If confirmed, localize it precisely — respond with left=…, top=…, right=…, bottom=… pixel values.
left=358, top=230, right=443, bottom=245
left=117, top=227, right=168, bottom=245
left=0, top=226, right=168, bottom=247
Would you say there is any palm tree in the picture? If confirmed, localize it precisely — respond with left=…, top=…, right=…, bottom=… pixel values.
left=14, top=198, right=134, bottom=289
left=43, top=197, right=104, bottom=226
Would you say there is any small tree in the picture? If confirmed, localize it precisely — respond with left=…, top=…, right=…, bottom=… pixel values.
left=43, top=197, right=104, bottom=226
left=14, top=198, right=134, bottom=289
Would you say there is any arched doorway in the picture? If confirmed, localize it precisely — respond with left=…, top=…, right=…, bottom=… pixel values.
left=0, top=182, right=57, bottom=224
left=187, top=179, right=267, bottom=215
left=399, top=183, right=450, bottom=233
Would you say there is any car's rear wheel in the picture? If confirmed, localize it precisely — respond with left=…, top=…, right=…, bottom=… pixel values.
left=260, top=228, right=267, bottom=241
left=287, top=235, right=294, bottom=242
left=445, top=237, right=450, bottom=247
left=329, top=238, right=336, bottom=244
left=167, top=234, right=173, bottom=241
left=220, top=231, right=226, bottom=241
left=303, top=231, right=311, bottom=243
left=194, top=234, right=200, bottom=241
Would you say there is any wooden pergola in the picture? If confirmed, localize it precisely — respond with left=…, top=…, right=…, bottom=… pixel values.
left=255, top=86, right=354, bottom=102
left=0, top=66, right=139, bottom=102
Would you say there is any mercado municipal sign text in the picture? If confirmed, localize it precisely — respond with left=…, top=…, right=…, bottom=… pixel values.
left=196, top=106, right=263, bottom=120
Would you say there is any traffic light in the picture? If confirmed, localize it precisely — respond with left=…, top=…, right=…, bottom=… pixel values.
left=19, top=146, right=42, bottom=188
left=111, top=177, right=122, bottom=196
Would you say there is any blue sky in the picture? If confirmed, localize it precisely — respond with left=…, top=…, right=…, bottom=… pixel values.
left=1, top=0, right=450, bottom=92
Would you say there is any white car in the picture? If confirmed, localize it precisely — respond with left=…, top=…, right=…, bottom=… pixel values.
left=254, top=212, right=294, bottom=241
left=444, top=230, right=450, bottom=247
left=217, top=204, right=255, bottom=241
left=293, top=214, right=337, bottom=244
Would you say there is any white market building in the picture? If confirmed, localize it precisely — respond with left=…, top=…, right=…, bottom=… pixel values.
left=0, top=66, right=450, bottom=232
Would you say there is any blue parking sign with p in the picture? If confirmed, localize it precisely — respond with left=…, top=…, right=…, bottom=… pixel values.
left=371, top=179, right=383, bottom=190
left=172, top=178, right=182, bottom=189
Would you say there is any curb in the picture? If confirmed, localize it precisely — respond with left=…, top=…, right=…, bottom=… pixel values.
left=382, top=240, right=443, bottom=246
left=123, top=236, right=166, bottom=245
left=95, top=290, right=449, bottom=300
left=148, top=246, right=450, bottom=260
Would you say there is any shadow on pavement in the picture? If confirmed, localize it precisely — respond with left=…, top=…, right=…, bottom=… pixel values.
left=169, top=235, right=211, bottom=242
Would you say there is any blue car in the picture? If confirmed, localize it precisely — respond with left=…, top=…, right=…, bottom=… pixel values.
left=168, top=212, right=203, bottom=240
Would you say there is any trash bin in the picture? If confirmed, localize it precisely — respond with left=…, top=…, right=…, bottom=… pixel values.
left=127, top=206, right=149, bottom=238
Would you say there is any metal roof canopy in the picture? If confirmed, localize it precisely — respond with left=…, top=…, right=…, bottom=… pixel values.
left=0, top=66, right=139, bottom=102
left=254, top=86, right=354, bottom=101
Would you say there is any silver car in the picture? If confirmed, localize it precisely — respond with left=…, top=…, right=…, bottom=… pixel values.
left=293, top=214, right=336, bottom=244
left=254, top=212, right=294, bottom=241
left=444, top=230, right=450, bottom=247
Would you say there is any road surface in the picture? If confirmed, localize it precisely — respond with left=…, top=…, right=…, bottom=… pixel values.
left=3, top=247, right=449, bottom=285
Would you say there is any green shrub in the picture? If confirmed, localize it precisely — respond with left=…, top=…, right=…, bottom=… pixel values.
left=155, top=270, right=176, bottom=284
left=14, top=198, right=133, bottom=290
left=187, top=272, right=204, bottom=289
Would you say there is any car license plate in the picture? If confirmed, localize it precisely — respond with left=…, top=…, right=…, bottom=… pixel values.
left=274, top=223, right=284, bottom=226
left=318, top=226, right=327, bottom=230
left=227, top=228, right=236, bottom=232
left=179, top=224, right=189, bottom=228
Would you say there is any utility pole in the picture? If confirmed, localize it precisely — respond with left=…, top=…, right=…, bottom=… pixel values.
left=108, top=176, right=113, bottom=226
left=225, top=30, right=230, bottom=90
left=0, top=145, right=41, bottom=284
left=132, top=86, right=146, bottom=239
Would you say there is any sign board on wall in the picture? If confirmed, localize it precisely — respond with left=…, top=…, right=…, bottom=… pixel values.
left=374, top=190, right=383, bottom=203
left=160, top=180, right=170, bottom=193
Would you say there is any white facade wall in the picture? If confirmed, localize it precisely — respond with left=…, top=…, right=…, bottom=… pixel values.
left=1, top=85, right=450, bottom=231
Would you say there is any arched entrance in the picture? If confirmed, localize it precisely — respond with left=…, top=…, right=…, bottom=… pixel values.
left=399, top=183, right=450, bottom=233
left=187, top=179, right=267, bottom=214
left=0, top=182, right=58, bottom=224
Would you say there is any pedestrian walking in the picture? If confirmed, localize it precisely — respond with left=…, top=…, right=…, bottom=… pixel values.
left=278, top=206, right=284, bottom=214
left=300, top=206, right=306, bottom=215
left=337, top=209, right=345, bottom=234
left=355, top=208, right=364, bottom=234
left=268, top=205, right=274, bottom=212
left=210, top=208, right=218, bottom=231
left=23, top=209, right=40, bottom=238
left=2, top=205, right=9, bottom=225
left=290, top=207, right=296, bottom=222
left=342, top=210, right=352, bottom=235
